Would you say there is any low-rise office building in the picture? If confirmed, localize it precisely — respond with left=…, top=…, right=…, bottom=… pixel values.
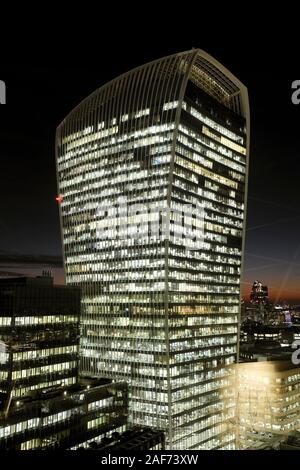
left=0, top=274, right=81, bottom=403
left=0, top=378, right=127, bottom=450
left=236, top=361, right=300, bottom=448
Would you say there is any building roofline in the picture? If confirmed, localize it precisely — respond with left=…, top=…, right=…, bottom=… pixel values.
left=57, top=48, right=248, bottom=129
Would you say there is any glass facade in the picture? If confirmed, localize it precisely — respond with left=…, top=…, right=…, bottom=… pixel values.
left=0, top=276, right=80, bottom=400
left=56, top=49, right=250, bottom=449
left=236, top=361, right=300, bottom=449
left=0, top=379, right=127, bottom=450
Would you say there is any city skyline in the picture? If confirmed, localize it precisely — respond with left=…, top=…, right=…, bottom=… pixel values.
left=1, top=44, right=300, bottom=302
left=1, top=17, right=300, bottom=460
left=1, top=8, right=300, bottom=458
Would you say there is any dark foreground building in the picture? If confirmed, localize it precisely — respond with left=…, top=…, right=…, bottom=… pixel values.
left=0, top=274, right=80, bottom=405
left=78, top=425, right=165, bottom=451
left=56, top=49, right=250, bottom=449
left=0, top=378, right=127, bottom=450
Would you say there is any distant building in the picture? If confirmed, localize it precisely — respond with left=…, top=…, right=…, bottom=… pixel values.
left=236, top=361, right=300, bottom=449
left=248, top=281, right=269, bottom=323
left=0, top=274, right=81, bottom=404
left=250, top=281, right=268, bottom=305
left=253, top=327, right=282, bottom=343
left=0, top=378, right=127, bottom=450
left=239, top=323, right=300, bottom=362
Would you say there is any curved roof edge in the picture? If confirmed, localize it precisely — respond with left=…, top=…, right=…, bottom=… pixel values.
left=57, top=48, right=249, bottom=129
left=195, top=49, right=247, bottom=95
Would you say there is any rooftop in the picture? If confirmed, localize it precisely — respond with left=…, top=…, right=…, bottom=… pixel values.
left=238, top=360, right=300, bottom=374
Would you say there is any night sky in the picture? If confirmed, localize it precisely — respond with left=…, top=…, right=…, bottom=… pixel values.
left=1, top=30, right=300, bottom=302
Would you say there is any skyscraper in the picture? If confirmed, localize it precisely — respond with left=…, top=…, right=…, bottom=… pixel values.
left=250, top=281, right=269, bottom=305
left=56, top=49, right=250, bottom=449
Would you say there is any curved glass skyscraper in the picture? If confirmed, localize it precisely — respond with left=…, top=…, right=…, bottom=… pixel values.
left=56, top=49, right=250, bottom=449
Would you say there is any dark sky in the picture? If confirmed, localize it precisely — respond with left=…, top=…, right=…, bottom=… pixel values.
left=1, top=29, right=300, bottom=301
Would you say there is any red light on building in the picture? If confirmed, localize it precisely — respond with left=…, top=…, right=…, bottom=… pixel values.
left=56, top=195, right=63, bottom=204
